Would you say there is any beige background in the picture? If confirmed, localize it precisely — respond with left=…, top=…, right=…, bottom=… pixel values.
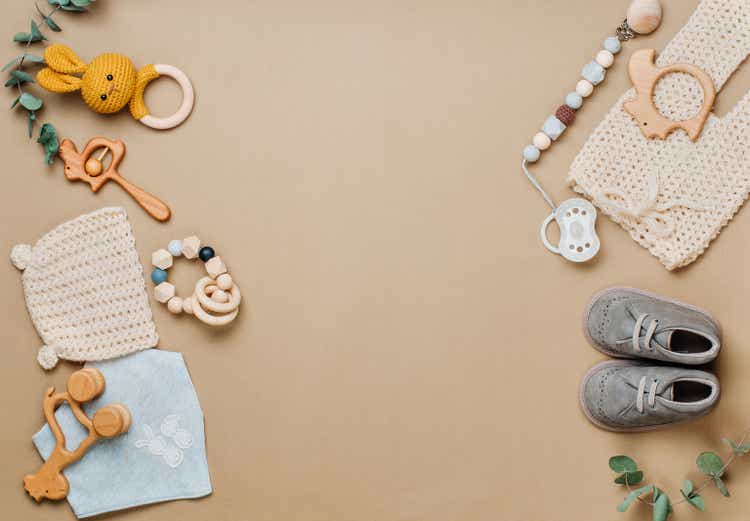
left=1, top=1, right=750, bottom=519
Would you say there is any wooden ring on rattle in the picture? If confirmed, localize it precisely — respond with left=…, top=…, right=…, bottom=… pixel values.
left=137, top=64, right=195, bottom=130
left=623, top=49, right=716, bottom=142
left=194, top=276, right=242, bottom=314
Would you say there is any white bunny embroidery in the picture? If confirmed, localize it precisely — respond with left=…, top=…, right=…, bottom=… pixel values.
left=135, top=415, right=193, bottom=468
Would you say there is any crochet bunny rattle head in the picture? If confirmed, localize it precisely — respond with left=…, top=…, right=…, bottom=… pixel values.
left=37, top=44, right=194, bottom=130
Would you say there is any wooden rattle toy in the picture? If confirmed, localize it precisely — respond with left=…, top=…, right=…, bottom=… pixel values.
left=37, top=44, right=194, bottom=130
left=23, top=368, right=131, bottom=502
left=151, top=236, right=242, bottom=326
left=59, top=136, right=171, bottom=222
left=624, top=48, right=716, bottom=141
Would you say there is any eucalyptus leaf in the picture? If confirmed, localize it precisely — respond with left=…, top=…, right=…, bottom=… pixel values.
left=13, top=32, right=32, bottom=43
left=688, top=494, right=705, bottom=511
left=614, top=471, right=644, bottom=485
left=48, top=0, right=72, bottom=5
left=11, top=70, right=35, bottom=84
left=1, top=56, right=23, bottom=71
left=723, top=438, right=750, bottom=455
left=714, top=476, right=730, bottom=497
left=37, top=123, right=59, bottom=164
left=617, top=484, right=653, bottom=513
left=44, top=16, right=62, bottom=32
left=609, top=455, right=638, bottom=473
left=71, top=0, right=92, bottom=6
left=60, top=5, right=87, bottom=11
left=4, top=77, right=21, bottom=87
left=682, top=479, right=693, bottom=496
left=10, top=95, right=20, bottom=109
left=30, top=20, right=45, bottom=41
left=19, top=92, right=42, bottom=111
left=653, top=492, right=670, bottom=521
left=697, top=451, right=725, bottom=477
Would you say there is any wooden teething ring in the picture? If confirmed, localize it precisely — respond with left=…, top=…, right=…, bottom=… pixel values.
left=151, top=236, right=241, bottom=326
left=136, top=64, right=195, bottom=130
left=623, top=49, right=716, bottom=142
left=23, top=368, right=130, bottom=502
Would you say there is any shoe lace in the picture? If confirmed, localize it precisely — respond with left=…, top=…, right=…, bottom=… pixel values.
left=636, top=376, right=659, bottom=413
left=632, top=313, right=659, bottom=353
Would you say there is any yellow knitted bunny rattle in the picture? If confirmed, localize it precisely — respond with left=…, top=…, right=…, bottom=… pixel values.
left=37, top=44, right=194, bottom=130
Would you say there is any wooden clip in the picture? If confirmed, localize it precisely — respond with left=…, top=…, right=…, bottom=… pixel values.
left=59, top=137, right=172, bottom=222
left=23, top=368, right=131, bottom=502
left=624, top=49, right=716, bottom=142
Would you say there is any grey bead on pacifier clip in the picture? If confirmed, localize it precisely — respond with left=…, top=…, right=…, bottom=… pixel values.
left=519, top=1, right=662, bottom=263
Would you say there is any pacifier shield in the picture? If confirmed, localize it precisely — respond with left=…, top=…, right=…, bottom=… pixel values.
left=541, top=198, right=600, bottom=263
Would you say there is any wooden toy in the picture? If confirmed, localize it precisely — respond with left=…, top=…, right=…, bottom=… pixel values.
left=23, top=368, right=131, bottom=502
left=59, top=137, right=172, bottom=222
left=624, top=48, right=716, bottom=141
left=37, top=44, right=194, bottom=130
left=150, top=236, right=242, bottom=326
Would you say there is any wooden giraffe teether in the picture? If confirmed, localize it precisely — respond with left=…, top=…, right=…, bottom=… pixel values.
left=23, top=368, right=131, bottom=502
left=59, top=137, right=172, bottom=222
left=624, top=48, right=716, bottom=141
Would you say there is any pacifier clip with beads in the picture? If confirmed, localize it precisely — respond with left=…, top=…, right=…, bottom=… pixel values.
left=520, top=0, right=662, bottom=263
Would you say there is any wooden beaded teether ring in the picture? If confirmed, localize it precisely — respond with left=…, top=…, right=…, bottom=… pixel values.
left=623, top=48, right=716, bottom=141
left=151, top=236, right=242, bottom=326
left=23, top=368, right=131, bottom=502
left=59, top=136, right=172, bottom=222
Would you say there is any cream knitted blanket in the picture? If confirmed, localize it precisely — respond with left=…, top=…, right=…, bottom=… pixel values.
left=567, top=0, right=750, bottom=270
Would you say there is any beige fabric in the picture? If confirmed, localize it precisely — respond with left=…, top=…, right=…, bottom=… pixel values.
left=567, top=0, right=750, bottom=270
left=10, top=207, right=158, bottom=369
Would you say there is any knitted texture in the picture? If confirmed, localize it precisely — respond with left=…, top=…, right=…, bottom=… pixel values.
left=130, top=64, right=158, bottom=120
left=10, top=207, right=158, bottom=369
left=567, top=0, right=750, bottom=270
left=37, top=45, right=142, bottom=115
left=555, top=105, right=576, bottom=126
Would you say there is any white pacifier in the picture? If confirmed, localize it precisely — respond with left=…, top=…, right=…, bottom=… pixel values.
left=541, top=198, right=600, bottom=262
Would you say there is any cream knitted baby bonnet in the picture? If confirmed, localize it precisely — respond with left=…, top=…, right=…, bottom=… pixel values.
left=10, top=207, right=158, bottom=369
left=567, top=0, right=750, bottom=269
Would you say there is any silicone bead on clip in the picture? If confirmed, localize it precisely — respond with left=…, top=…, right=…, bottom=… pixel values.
left=523, top=145, right=540, bottom=162
left=532, top=132, right=551, bottom=151
left=604, top=36, right=621, bottom=54
left=542, top=116, right=566, bottom=141
left=582, top=61, right=606, bottom=85
left=596, top=50, right=614, bottom=69
left=555, top=105, right=576, bottom=126
left=565, top=93, right=583, bottom=110
left=576, top=80, right=594, bottom=98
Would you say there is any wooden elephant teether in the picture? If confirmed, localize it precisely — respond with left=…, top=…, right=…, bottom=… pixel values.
left=624, top=48, right=716, bottom=141
left=23, top=368, right=131, bottom=502
left=59, top=137, right=171, bottom=222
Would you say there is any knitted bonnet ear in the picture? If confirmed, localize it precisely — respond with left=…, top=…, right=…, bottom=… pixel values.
left=10, top=243, right=32, bottom=271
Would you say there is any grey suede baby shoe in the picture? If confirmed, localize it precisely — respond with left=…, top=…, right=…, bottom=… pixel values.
left=583, top=287, right=721, bottom=365
left=580, top=360, right=720, bottom=432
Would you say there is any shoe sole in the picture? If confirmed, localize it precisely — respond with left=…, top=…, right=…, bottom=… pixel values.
left=578, top=359, right=717, bottom=433
left=581, top=286, right=723, bottom=362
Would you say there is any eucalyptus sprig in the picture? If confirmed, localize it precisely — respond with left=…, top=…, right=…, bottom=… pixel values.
left=4, top=0, right=97, bottom=162
left=609, top=427, right=750, bottom=520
